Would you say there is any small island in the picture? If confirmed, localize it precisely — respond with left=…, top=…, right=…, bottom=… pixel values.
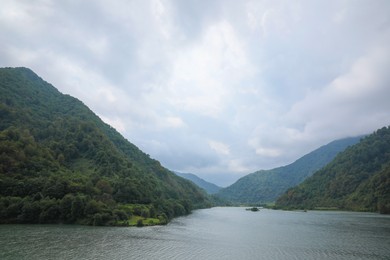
left=246, top=207, right=260, bottom=212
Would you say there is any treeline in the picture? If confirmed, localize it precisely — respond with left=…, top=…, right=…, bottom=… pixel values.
left=0, top=67, right=211, bottom=225
left=0, top=192, right=193, bottom=226
left=276, top=126, right=390, bottom=213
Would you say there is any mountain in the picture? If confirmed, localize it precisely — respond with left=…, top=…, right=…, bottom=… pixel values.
left=0, top=67, right=211, bottom=226
left=216, top=136, right=362, bottom=204
left=174, top=172, right=221, bottom=194
left=276, top=126, right=390, bottom=213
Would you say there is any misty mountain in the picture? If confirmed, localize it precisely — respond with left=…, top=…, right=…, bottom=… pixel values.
left=174, top=172, right=221, bottom=194
left=216, top=136, right=362, bottom=204
left=0, top=67, right=211, bottom=226
left=276, top=126, right=390, bottom=213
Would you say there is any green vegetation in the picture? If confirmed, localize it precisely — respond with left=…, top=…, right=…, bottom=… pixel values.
left=0, top=67, right=212, bottom=226
left=216, top=137, right=362, bottom=204
left=174, top=172, right=221, bottom=194
left=275, top=126, right=390, bottom=214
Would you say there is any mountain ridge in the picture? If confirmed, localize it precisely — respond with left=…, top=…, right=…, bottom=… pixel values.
left=174, top=172, right=221, bottom=194
left=216, top=136, right=363, bottom=204
left=0, top=67, right=211, bottom=226
left=275, top=126, right=390, bottom=213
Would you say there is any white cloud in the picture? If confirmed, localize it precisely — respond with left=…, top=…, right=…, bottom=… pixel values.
left=164, top=116, right=186, bottom=128
left=167, top=20, right=254, bottom=118
left=228, top=159, right=250, bottom=173
left=287, top=44, right=390, bottom=139
left=151, top=0, right=174, bottom=39
left=255, top=147, right=282, bottom=158
left=1, top=0, right=389, bottom=186
left=209, top=140, right=230, bottom=156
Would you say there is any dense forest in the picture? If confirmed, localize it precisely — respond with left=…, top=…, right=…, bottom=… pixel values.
left=276, top=126, right=390, bottom=213
left=216, top=137, right=361, bottom=204
left=0, top=67, right=211, bottom=226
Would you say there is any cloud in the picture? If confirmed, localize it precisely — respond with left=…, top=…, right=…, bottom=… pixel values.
left=209, top=140, right=230, bottom=155
left=287, top=44, right=390, bottom=139
left=167, top=19, right=254, bottom=117
left=164, top=116, right=186, bottom=128
left=1, top=0, right=389, bottom=186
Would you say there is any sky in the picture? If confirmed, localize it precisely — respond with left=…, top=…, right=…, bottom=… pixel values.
left=1, top=0, right=390, bottom=186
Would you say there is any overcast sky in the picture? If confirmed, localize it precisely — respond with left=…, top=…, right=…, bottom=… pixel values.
left=1, top=0, right=390, bottom=186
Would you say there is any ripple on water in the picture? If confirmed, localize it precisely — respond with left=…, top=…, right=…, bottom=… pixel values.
left=0, top=209, right=389, bottom=260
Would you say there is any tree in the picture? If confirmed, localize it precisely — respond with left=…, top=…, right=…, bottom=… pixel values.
left=71, top=195, right=85, bottom=220
left=136, top=219, right=144, bottom=227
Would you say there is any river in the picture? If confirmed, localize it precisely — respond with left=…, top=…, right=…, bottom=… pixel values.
left=0, top=207, right=389, bottom=259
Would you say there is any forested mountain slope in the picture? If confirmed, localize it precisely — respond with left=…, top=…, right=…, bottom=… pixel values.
left=174, top=172, right=221, bottom=194
left=276, top=126, right=390, bottom=213
left=216, top=137, right=362, bottom=204
left=0, top=67, right=211, bottom=226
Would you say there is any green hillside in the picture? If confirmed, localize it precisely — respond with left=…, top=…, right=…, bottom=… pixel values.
left=276, top=126, right=390, bottom=213
left=0, top=67, right=211, bottom=226
left=174, top=172, right=221, bottom=194
left=216, top=137, right=362, bottom=204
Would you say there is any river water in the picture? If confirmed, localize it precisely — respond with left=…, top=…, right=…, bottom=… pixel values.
left=0, top=207, right=389, bottom=260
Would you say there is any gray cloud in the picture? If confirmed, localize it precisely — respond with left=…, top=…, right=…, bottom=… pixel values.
left=1, top=0, right=389, bottom=186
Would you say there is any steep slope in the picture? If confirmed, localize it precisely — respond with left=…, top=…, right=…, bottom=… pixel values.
left=216, top=136, right=362, bottom=204
left=276, top=126, right=390, bottom=213
left=174, top=172, right=221, bottom=194
left=0, top=67, right=211, bottom=225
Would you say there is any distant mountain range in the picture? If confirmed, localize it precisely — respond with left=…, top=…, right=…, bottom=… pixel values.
left=174, top=172, right=221, bottom=194
left=216, top=136, right=362, bottom=204
left=0, top=67, right=211, bottom=226
left=276, top=126, right=390, bottom=213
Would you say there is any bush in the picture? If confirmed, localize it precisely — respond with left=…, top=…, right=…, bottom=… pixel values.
left=136, top=219, right=143, bottom=227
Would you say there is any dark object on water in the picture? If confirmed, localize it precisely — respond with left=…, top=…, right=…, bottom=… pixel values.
left=246, top=207, right=260, bottom=212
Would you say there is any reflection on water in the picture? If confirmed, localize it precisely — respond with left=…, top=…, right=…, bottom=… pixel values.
left=0, top=208, right=389, bottom=260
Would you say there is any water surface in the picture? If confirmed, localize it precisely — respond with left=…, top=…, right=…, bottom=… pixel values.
left=1, top=207, right=389, bottom=259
